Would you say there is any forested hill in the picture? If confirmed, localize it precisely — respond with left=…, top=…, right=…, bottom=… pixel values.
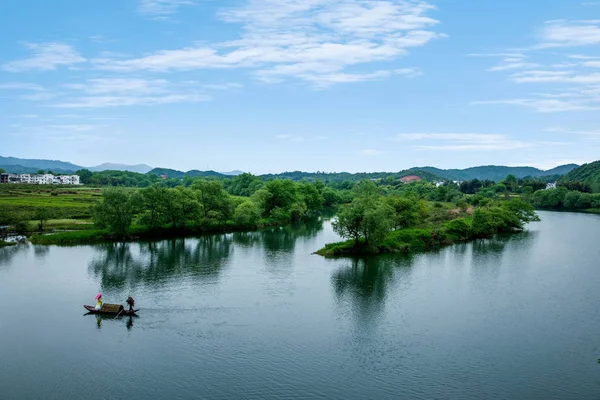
left=259, top=169, right=444, bottom=182
left=148, top=168, right=228, bottom=179
left=561, top=161, right=600, bottom=192
left=0, top=156, right=81, bottom=172
left=415, top=164, right=579, bottom=181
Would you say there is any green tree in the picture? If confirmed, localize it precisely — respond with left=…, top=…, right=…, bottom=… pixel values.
left=164, top=187, right=201, bottom=228
left=140, top=185, right=170, bottom=229
left=34, top=208, right=52, bottom=231
left=191, top=180, right=233, bottom=220
left=0, top=168, right=5, bottom=174
left=37, top=170, right=45, bottom=175
left=92, top=188, right=142, bottom=237
left=76, top=169, right=93, bottom=185
left=332, top=181, right=394, bottom=248
left=233, top=201, right=261, bottom=226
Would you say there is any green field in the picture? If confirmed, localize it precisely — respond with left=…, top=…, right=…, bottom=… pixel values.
left=0, top=185, right=102, bottom=222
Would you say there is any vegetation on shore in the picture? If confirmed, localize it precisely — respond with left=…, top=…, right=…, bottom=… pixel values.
left=316, top=180, right=539, bottom=257
left=2, top=160, right=599, bottom=248
left=0, top=240, right=16, bottom=248
left=29, top=178, right=335, bottom=245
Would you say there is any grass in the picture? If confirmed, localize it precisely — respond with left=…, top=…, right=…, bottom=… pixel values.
left=30, top=230, right=109, bottom=245
left=0, top=240, right=17, bottom=248
left=0, top=186, right=101, bottom=220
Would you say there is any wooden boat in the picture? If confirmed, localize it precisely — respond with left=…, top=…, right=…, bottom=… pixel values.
left=84, top=303, right=139, bottom=316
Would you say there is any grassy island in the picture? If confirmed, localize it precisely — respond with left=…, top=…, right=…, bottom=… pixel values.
left=316, top=182, right=539, bottom=257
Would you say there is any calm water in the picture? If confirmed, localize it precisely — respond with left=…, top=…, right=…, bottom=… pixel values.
left=1, top=211, right=600, bottom=399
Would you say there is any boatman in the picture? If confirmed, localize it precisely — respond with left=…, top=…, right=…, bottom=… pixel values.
left=126, top=296, right=135, bottom=312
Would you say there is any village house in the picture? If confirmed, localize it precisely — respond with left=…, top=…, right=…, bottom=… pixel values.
left=399, top=175, right=422, bottom=183
left=0, top=173, right=80, bottom=185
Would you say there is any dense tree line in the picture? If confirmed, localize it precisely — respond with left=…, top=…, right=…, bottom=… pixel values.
left=91, top=179, right=338, bottom=237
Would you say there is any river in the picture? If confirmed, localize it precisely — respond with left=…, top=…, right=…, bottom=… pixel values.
left=1, top=211, right=600, bottom=399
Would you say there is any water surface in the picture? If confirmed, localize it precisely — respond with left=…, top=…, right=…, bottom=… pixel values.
left=1, top=211, right=600, bottom=399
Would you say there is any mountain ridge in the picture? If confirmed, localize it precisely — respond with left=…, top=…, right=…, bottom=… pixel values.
left=0, top=155, right=580, bottom=181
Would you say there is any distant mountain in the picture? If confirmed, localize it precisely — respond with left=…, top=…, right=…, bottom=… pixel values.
left=148, top=168, right=227, bottom=179
left=261, top=168, right=445, bottom=182
left=220, top=170, right=244, bottom=176
left=90, top=163, right=153, bottom=174
left=416, top=164, right=579, bottom=182
left=0, top=156, right=81, bottom=173
left=561, top=161, right=600, bottom=192
left=543, top=164, right=580, bottom=176
left=0, top=164, right=77, bottom=174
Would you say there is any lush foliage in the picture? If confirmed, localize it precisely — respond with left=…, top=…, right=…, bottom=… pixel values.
left=320, top=198, right=538, bottom=256
left=88, top=179, right=328, bottom=237
left=560, top=161, right=600, bottom=193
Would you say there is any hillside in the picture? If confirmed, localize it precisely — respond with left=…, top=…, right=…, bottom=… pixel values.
left=147, top=168, right=228, bottom=179
left=260, top=169, right=445, bottom=182
left=0, top=164, right=77, bottom=174
left=561, top=161, right=600, bottom=192
left=89, top=163, right=153, bottom=174
left=416, top=164, right=578, bottom=181
left=0, top=156, right=80, bottom=172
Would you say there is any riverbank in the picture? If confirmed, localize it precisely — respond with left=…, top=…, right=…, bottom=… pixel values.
left=0, top=240, right=16, bottom=248
left=29, top=220, right=292, bottom=246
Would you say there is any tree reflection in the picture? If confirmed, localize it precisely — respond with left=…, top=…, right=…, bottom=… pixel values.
left=332, top=255, right=413, bottom=328
left=89, top=235, right=233, bottom=289
left=0, top=243, right=30, bottom=267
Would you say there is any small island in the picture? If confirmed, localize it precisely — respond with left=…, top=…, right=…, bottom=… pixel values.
left=316, top=181, right=539, bottom=257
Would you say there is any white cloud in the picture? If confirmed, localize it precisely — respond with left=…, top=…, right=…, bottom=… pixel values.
left=53, top=94, right=210, bottom=108
left=3, top=42, right=85, bottom=72
left=0, top=83, right=45, bottom=91
left=538, top=20, right=600, bottom=48
left=472, top=99, right=598, bottom=113
left=137, top=0, right=195, bottom=19
left=47, top=124, right=106, bottom=132
left=53, top=77, right=210, bottom=108
left=394, top=132, right=534, bottom=151
left=63, top=78, right=170, bottom=94
left=97, top=0, right=442, bottom=87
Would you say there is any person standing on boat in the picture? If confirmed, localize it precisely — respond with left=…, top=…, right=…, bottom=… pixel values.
left=94, top=293, right=103, bottom=311
left=126, top=296, right=135, bottom=312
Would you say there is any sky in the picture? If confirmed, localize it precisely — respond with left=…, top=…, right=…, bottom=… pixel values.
left=1, top=0, right=599, bottom=174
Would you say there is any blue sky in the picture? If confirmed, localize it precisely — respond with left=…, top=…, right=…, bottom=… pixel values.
left=1, top=0, right=599, bottom=173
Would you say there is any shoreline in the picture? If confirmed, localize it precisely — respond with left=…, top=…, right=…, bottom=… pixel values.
left=315, top=227, right=525, bottom=257
left=28, top=219, right=307, bottom=246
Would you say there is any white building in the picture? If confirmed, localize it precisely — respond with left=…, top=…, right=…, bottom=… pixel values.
left=1, top=173, right=81, bottom=185
left=546, top=182, right=557, bottom=190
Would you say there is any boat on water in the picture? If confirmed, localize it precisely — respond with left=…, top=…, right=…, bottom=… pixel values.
left=84, top=303, right=139, bottom=316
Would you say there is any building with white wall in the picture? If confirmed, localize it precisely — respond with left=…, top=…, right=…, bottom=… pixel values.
left=0, top=173, right=81, bottom=185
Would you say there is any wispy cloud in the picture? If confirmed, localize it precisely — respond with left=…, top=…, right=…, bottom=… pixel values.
left=137, top=0, right=195, bottom=20
left=472, top=98, right=599, bottom=113
left=537, top=20, right=600, bottom=48
left=53, top=78, right=210, bottom=108
left=98, top=0, right=443, bottom=87
left=0, top=82, right=45, bottom=91
left=394, top=132, right=533, bottom=150
left=474, top=19, right=600, bottom=113
left=3, top=42, right=86, bottom=72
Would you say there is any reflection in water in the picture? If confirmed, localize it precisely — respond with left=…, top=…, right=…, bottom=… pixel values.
left=33, top=245, right=50, bottom=259
left=332, top=255, right=414, bottom=328
left=0, top=243, right=30, bottom=267
left=331, top=232, right=539, bottom=329
left=88, top=218, right=324, bottom=290
left=91, top=314, right=135, bottom=331
left=89, top=236, right=232, bottom=290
